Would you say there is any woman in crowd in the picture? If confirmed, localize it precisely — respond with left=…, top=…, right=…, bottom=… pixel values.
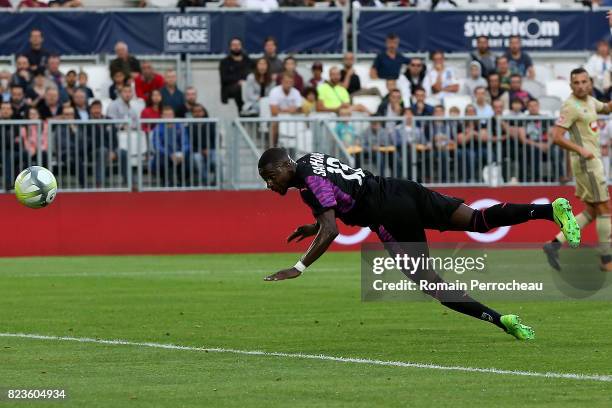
left=241, top=58, right=274, bottom=117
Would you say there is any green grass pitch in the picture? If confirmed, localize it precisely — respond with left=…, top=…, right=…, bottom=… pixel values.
left=0, top=252, right=611, bottom=407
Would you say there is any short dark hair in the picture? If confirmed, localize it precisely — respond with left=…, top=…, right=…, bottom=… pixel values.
left=570, top=67, right=588, bottom=80
left=386, top=33, right=399, bottom=40
left=258, top=147, right=290, bottom=169
left=477, top=35, right=488, bottom=41
left=10, top=84, right=24, bottom=91
left=412, top=86, right=426, bottom=94
left=527, top=98, right=539, bottom=105
left=162, top=105, right=174, bottom=113
left=509, top=35, right=521, bottom=42
left=264, top=36, right=276, bottom=46
left=89, top=99, right=102, bottom=109
left=434, top=104, right=444, bottom=111
left=229, top=37, right=242, bottom=45
left=430, top=50, right=444, bottom=59
left=510, top=73, right=522, bottom=80
left=67, top=70, right=77, bottom=76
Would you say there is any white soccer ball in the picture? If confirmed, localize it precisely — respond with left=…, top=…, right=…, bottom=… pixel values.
left=14, top=166, right=58, bottom=209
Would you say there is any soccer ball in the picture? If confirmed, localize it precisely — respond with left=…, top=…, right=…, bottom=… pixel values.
left=14, top=166, right=58, bottom=209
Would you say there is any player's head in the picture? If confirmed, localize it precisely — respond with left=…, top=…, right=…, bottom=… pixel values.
left=258, top=148, right=295, bottom=196
left=569, top=67, right=590, bottom=99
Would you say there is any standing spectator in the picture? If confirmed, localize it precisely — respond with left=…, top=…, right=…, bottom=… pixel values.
left=463, top=61, right=487, bottom=99
left=496, top=55, right=512, bottom=90
left=190, top=103, right=217, bottom=185
left=504, top=36, right=535, bottom=79
left=508, top=74, right=533, bottom=109
left=109, top=70, right=128, bottom=101
left=72, top=89, right=89, bottom=120
left=37, top=87, right=63, bottom=120
left=109, top=41, right=141, bottom=80
left=410, top=86, right=434, bottom=116
left=107, top=86, right=139, bottom=125
left=263, top=37, right=283, bottom=76
left=473, top=86, right=494, bottom=118
left=0, top=102, right=22, bottom=191
left=135, top=61, right=164, bottom=101
left=160, top=69, right=184, bottom=115
left=24, top=29, right=50, bottom=74
left=519, top=98, right=553, bottom=181
left=219, top=38, right=252, bottom=112
left=176, top=86, right=198, bottom=118
left=64, top=70, right=78, bottom=101
left=9, top=85, right=28, bottom=119
left=317, top=67, right=367, bottom=114
left=340, top=52, right=361, bottom=95
left=54, top=105, right=86, bottom=187
left=401, top=57, right=427, bottom=100
left=309, top=61, right=324, bottom=89
left=370, top=33, right=409, bottom=80
left=151, top=106, right=191, bottom=186
left=21, top=107, right=49, bottom=168
left=10, top=55, right=32, bottom=90
left=424, top=50, right=459, bottom=102
left=584, top=39, right=611, bottom=95
left=242, top=58, right=274, bottom=117
left=487, top=72, right=509, bottom=109
left=0, top=70, right=10, bottom=101
left=26, top=71, right=48, bottom=106
left=140, top=88, right=163, bottom=132
left=276, top=56, right=304, bottom=93
left=77, top=71, right=94, bottom=100
left=424, top=104, right=456, bottom=182
left=470, top=36, right=496, bottom=77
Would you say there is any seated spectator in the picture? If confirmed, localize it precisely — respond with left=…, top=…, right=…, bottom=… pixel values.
left=269, top=73, right=303, bottom=116
left=72, top=88, right=89, bottom=120
left=584, top=39, right=611, bottom=95
left=464, top=61, right=487, bottom=99
left=473, top=86, right=494, bottom=118
left=109, top=41, right=141, bottom=80
left=151, top=106, right=191, bottom=186
left=135, top=61, right=164, bottom=101
left=376, top=88, right=404, bottom=119
left=49, top=0, right=82, bottom=7
left=37, top=86, right=63, bottom=120
left=107, top=86, right=139, bottom=125
left=9, top=85, right=28, bottom=119
left=190, top=103, right=217, bottom=186
left=276, top=56, right=304, bottom=93
left=401, top=57, right=426, bottom=102
left=24, top=29, right=50, bottom=74
left=504, top=36, right=535, bottom=79
left=0, top=70, right=10, bottom=101
left=77, top=71, right=94, bottom=100
left=176, top=86, right=198, bottom=118
left=510, top=98, right=526, bottom=116
left=64, top=70, right=78, bottom=101
left=424, top=50, right=459, bottom=102
left=242, top=58, right=274, bottom=117
left=263, top=37, right=283, bottom=76
left=340, top=52, right=361, bottom=95
left=219, top=37, right=252, bottom=112
left=19, top=1, right=49, bottom=9
left=45, top=54, right=65, bottom=93
left=1, top=102, right=24, bottom=191
left=160, top=69, right=184, bottom=115
left=370, top=33, right=409, bottom=80
left=379, top=79, right=397, bottom=105
left=21, top=107, right=49, bottom=168
left=301, top=87, right=317, bottom=115
left=26, top=71, right=48, bottom=106
left=508, top=74, right=533, bottom=109
left=141, top=88, right=163, bottom=132
left=496, top=56, right=512, bottom=90
left=335, top=106, right=359, bottom=151
left=309, top=61, right=324, bottom=89
left=470, top=36, right=496, bottom=78
left=519, top=99, right=556, bottom=181
left=10, top=55, right=32, bottom=90
left=109, top=70, right=128, bottom=101
left=317, top=67, right=368, bottom=114
left=486, top=73, right=509, bottom=110
left=410, top=86, right=434, bottom=116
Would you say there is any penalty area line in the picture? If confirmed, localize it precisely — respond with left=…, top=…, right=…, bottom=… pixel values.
left=1, top=332, right=611, bottom=383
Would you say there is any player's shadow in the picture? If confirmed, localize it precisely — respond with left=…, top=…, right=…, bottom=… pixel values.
left=552, top=247, right=611, bottom=299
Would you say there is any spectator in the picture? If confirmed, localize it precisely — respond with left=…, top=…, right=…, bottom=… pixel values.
left=519, top=99, right=554, bottom=181
left=508, top=74, right=533, bottom=110
left=410, top=86, right=434, bottom=116
left=109, top=41, right=141, bottom=80
left=424, top=104, right=456, bottom=182
left=45, top=54, right=65, bottom=92
left=141, top=88, right=163, bottom=132
left=72, top=88, right=89, bottom=120
left=376, top=88, right=404, bottom=119
left=37, top=86, right=63, bottom=120
left=263, top=37, right=283, bottom=76
left=151, top=106, right=191, bottom=186
left=135, top=61, right=164, bottom=101
left=463, top=61, right=487, bottom=99
left=370, top=33, right=409, bottom=80
left=504, top=36, right=535, bottom=79
left=190, top=103, right=217, bottom=186
left=54, top=105, right=86, bottom=187
left=64, top=70, right=78, bottom=100
left=21, top=107, right=49, bottom=168
left=0, top=70, right=10, bottom=101
left=470, top=36, right=496, bottom=77
left=107, top=86, right=139, bottom=126
left=496, top=55, right=512, bottom=90
left=9, top=85, right=28, bottom=119
left=585, top=39, right=611, bottom=95
left=269, top=73, right=303, bottom=116
left=473, top=86, right=494, bottom=118
left=176, top=86, right=198, bottom=118
left=0, top=0, right=11, bottom=6
left=221, top=0, right=240, bottom=6
left=301, top=87, right=317, bottom=115
left=401, top=57, right=427, bottom=101
left=510, top=98, right=525, bottom=115
left=109, top=70, right=128, bottom=101
left=309, top=61, right=324, bottom=89
left=335, top=107, right=359, bottom=150
left=424, top=50, right=459, bottom=102
left=26, top=71, right=48, bottom=106
left=1, top=102, right=22, bottom=191
left=160, top=69, right=184, bottom=115
left=24, top=29, right=50, bottom=73
left=49, top=0, right=82, bottom=6
left=77, top=71, right=94, bottom=100
left=10, top=55, right=32, bottom=90
left=340, top=52, right=361, bottom=95
left=317, top=66, right=367, bottom=114
left=242, top=58, right=274, bottom=117
left=219, top=38, right=252, bottom=112
left=176, top=0, right=208, bottom=6
left=486, top=73, right=509, bottom=110
left=276, top=56, right=304, bottom=93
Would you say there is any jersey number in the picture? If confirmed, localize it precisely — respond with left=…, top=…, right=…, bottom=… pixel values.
left=326, top=157, right=365, bottom=185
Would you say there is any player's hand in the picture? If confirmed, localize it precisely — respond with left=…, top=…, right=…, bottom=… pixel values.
left=579, top=147, right=595, bottom=160
left=287, top=224, right=318, bottom=243
left=264, top=268, right=302, bottom=281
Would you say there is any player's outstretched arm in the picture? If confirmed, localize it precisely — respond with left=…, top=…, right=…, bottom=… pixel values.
left=264, top=209, right=338, bottom=281
left=287, top=222, right=319, bottom=243
left=551, top=125, right=594, bottom=160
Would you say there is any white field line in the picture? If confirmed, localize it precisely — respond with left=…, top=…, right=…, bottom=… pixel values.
left=1, top=332, right=611, bottom=383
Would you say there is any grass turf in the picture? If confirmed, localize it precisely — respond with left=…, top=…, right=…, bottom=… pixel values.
left=0, top=252, right=611, bottom=407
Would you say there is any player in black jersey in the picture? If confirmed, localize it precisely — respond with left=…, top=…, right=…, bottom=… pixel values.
left=258, top=148, right=581, bottom=340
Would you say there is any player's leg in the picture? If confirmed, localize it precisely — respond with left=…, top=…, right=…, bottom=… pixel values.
left=544, top=201, right=594, bottom=270
left=594, top=200, right=612, bottom=270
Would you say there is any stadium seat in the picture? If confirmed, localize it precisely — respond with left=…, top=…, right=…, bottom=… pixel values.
left=552, top=62, right=576, bottom=81
left=367, top=79, right=388, bottom=97
left=82, top=65, right=112, bottom=99
left=352, top=95, right=382, bottom=115
left=534, top=64, right=554, bottom=84
left=522, top=79, right=545, bottom=99
left=545, top=80, right=571, bottom=101
left=538, top=95, right=563, bottom=115
left=443, top=95, right=472, bottom=115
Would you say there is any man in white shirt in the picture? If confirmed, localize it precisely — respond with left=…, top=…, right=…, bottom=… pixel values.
left=584, top=40, right=611, bottom=95
left=474, top=86, right=494, bottom=118
left=423, top=50, right=459, bottom=103
left=269, top=73, right=302, bottom=116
